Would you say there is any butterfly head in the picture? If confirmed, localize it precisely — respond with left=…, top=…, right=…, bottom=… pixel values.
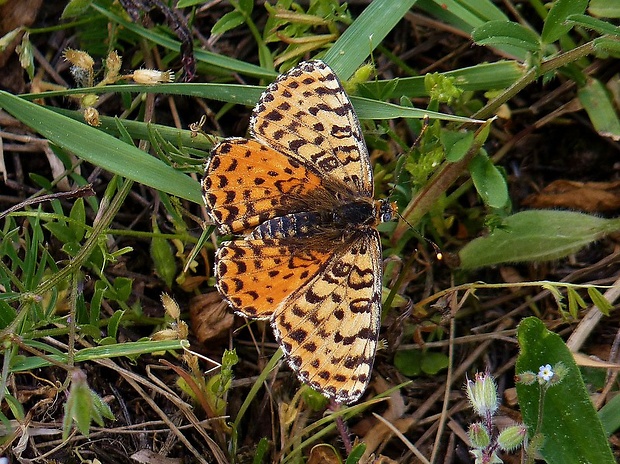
left=377, top=198, right=397, bottom=224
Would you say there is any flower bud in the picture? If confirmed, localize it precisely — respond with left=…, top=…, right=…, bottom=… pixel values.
left=515, top=371, right=536, bottom=385
left=83, top=107, right=100, bottom=126
left=498, top=424, right=527, bottom=451
left=105, top=50, right=122, bottom=79
left=468, top=422, right=491, bottom=449
left=63, top=48, right=94, bottom=70
left=466, top=372, right=499, bottom=417
left=132, top=69, right=175, bottom=84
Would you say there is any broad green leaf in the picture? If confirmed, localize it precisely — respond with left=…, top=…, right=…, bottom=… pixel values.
left=420, top=351, right=450, bottom=375
left=541, top=0, right=589, bottom=44
left=459, top=211, right=620, bottom=269
left=565, top=14, right=620, bottom=36
left=394, top=349, right=422, bottom=376
left=589, top=0, right=620, bottom=18
left=394, top=349, right=448, bottom=376
left=472, top=20, right=541, bottom=53
left=516, top=317, right=615, bottom=464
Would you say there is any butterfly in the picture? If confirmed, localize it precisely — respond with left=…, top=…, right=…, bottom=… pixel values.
left=202, top=60, right=394, bottom=404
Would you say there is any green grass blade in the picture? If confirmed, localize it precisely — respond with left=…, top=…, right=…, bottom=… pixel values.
left=323, top=0, right=419, bottom=78
left=91, top=3, right=276, bottom=79
left=362, top=61, right=526, bottom=98
left=0, top=91, right=202, bottom=204
left=11, top=339, right=187, bottom=371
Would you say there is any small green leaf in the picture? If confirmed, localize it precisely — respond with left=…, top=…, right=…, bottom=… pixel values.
left=90, top=388, right=115, bottom=423
left=150, top=220, right=176, bottom=288
left=69, top=198, right=86, bottom=241
left=64, top=370, right=93, bottom=438
left=3, top=393, right=25, bottom=421
left=541, top=0, right=589, bottom=44
left=515, top=317, right=615, bottom=464
left=176, top=0, right=206, bottom=6
left=345, top=443, right=367, bottom=464
left=472, top=20, right=541, bottom=53
left=238, top=0, right=254, bottom=15
left=0, top=301, right=17, bottom=330
left=0, top=27, right=24, bottom=52
left=540, top=283, right=565, bottom=313
left=565, top=14, right=620, bottom=35
left=15, top=32, right=34, bottom=80
left=252, top=437, right=271, bottom=464
left=468, top=152, right=509, bottom=208
left=211, top=11, right=246, bottom=35
left=598, top=394, right=620, bottom=436
left=441, top=129, right=474, bottom=162
left=107, top=310, right=125, bottom=340
left=61, top=0, right=92, bottom=18
left=29, top=173, right=53, bottom=190
left=110, top=277, right=133, bottom=302
left=420, top=351, right=449, bottom=375
left=566, top=287, right=587, bottom=318
left=44, top=222, right=75, bottom=244
left=459, top=211, right=620, bottom=269
left=587, top=287, right=613, bottom=316
left=394, top=349, right=422, bottom=376
left=578, top=78, right=620, bottom=141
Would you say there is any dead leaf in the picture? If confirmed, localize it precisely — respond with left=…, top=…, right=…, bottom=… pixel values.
left=189, top=292, right=234, bottom=343
left=307, top=444, right=340, bottom=464
left=131, top=449, right=182, bottom=463
left=522, top=180, right=620, bottom=212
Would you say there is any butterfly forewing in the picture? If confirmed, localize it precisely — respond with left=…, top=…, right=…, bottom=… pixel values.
left=250, top=61, right=373, bottom=197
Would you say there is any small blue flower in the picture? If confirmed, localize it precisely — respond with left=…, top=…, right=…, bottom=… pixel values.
left=537, top=364, right=554, bottom=382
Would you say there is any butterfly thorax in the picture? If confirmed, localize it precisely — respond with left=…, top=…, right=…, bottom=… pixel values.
left=249, top=197, right=395, bottom=241
left=330, top=198, right=394, bottom=228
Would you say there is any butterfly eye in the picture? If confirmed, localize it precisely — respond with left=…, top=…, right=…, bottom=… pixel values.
left=378, top=199, right=395, bottom=223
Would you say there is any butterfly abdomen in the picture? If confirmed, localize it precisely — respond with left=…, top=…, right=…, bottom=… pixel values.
left=250, top=211, right=322, bottom=239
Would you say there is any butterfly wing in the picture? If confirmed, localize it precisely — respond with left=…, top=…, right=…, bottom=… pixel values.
left=202, top=139, right=325, bottom=234
left=214, top=238, right=332, bottom=319
left=250, top=60, right=373, bottom=197
left=272, top=230, right=382, bottom=403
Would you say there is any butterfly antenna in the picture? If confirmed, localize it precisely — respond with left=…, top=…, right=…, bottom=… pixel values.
left=387, top=115, right=442, bottom=261
left=386, top=114, right=430, bottom=201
